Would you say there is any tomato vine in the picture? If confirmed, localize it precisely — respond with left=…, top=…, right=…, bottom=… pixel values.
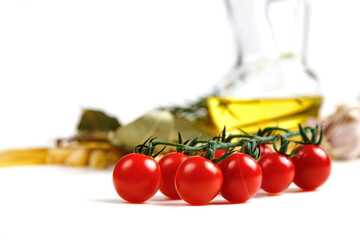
left=135, top=123, right=323, bottom=162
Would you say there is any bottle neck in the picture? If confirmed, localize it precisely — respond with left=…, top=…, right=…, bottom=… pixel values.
left=226, top=0, right=310, bottom=65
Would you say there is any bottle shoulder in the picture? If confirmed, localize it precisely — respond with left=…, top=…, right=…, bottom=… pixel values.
left=214, top=57, right=320, bottom=99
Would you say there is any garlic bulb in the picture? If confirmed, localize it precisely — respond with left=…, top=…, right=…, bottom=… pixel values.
left=307, top=103, right=360, bottom=160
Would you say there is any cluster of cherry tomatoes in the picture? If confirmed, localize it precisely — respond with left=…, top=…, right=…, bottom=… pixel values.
left=112, top=144, right=331, bottom=205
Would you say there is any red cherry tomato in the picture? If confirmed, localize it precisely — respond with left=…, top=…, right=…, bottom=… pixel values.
left=175, top=156, right=223, bottom=205
left=214, top=149, right=227, bottom=159
left=113, top=153, right=161, bottom=203
left=291, top=145, right=331, bottom=191
left=259, top=144, right=273, bottom=156
left=258, top=152, right=295, bottom=193
left=200, top=149, right=227, bottom=159
left=158, top=152, right=188, bottom=199
left=219, top=153, right=262, bottom=203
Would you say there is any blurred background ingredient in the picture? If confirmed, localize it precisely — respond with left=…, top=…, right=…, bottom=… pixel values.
left=208, top=0, right=321, bottom=134
left=307, top=103, right=360, bottom=160
left=1, top=0, right=360, bottom=166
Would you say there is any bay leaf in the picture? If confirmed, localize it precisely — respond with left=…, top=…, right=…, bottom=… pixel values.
left=109, top=109, right=216, bottom=152
left=77, top=109, right=121, bottom=134
left=172, top=115, right=214, bottom=142
left=109, top=110, right=175, bottom=151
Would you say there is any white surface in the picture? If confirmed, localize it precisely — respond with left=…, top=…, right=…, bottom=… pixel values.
left=0, top=160, right=359, bottom=240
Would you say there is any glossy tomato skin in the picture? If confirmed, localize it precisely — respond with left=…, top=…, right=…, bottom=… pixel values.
left=175, top=156, right=223, bottom=205
left=291, top=145, right=331, bottom=191
left=158, top=152, right=188, bottom=199
left=113, top=153, right=161, bottom=203
left=259, top=144, right=273, bottom=156
left=214, top=149, right=227, bottom=159
left=258, top=152, right=295, bottom=193
left=201, top=149, right=226, bottom=159
left=219, top=153, right=262, bottom=203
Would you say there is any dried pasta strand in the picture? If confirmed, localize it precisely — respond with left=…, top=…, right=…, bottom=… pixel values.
left=0, top=149, right=48, bottom=167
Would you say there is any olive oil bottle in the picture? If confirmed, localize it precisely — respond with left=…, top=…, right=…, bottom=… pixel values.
left=208, top=0, right=322, bottom=134
left=207, top=96, right=322, bottom=134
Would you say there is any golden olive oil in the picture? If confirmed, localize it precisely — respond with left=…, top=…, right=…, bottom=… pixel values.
left=207, top=96, right=322, bottom=134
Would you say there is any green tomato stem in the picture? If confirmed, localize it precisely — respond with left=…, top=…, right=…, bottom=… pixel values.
left=142, top=124, right=322, bottom=161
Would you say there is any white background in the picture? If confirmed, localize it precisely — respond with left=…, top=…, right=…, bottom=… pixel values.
left=0, top=159, right=359, bottom=240
left=1, top=0, right=360, bottom=149
left=1, top=1, right=360, bottom=240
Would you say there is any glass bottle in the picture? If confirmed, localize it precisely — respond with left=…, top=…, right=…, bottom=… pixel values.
left=208, top=0, right=322, bottom=134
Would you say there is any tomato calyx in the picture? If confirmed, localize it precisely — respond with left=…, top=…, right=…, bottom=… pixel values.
left=134, top=137, right=166, bottom=158
left=270, top=134, right=300, bottom=158
left=212, top=126, right=230, bottom=143
left=211, top=127, right=260, bottom=162
left=269, top=124, right=323, bottom=158
left=298, top=123, right=323, bottom=145
left=200, top=141, right=234, bottom=163
left=240, top=139, right=261, bottom=160
left=177, top=133, right=201, bottom=156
